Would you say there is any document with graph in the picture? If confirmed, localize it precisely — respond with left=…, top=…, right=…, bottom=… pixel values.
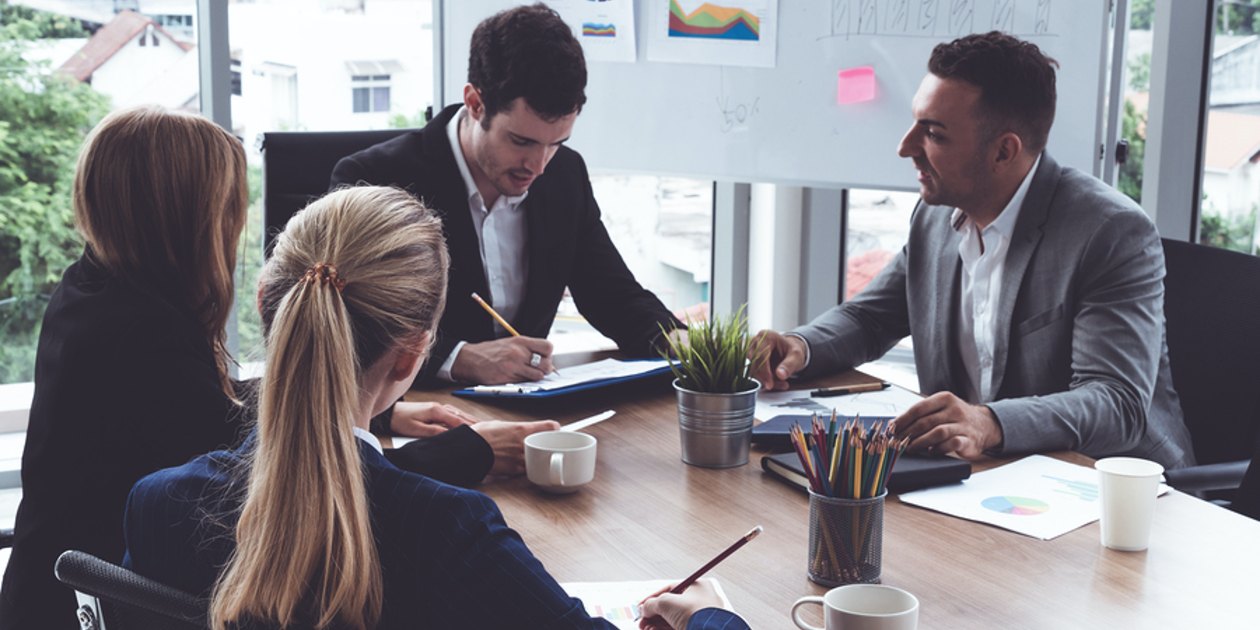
left=899, top=455, right=1169, bottom=540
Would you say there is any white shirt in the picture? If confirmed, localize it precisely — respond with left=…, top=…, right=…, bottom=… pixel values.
left=353, top=426, right=383, bottom=455
left=438, top=106, right=531, bottom=381
left=955, top=155, right=1041, bottom=403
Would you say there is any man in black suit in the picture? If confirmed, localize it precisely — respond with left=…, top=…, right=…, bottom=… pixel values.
left=331, top=3, right=680, bottom=386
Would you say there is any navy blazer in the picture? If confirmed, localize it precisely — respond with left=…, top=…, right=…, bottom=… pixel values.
left=124, top=438, right=749, bottom=630
left=330, top=104, right=682, bottom=385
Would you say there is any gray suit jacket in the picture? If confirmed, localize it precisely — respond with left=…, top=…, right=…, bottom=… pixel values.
left=794, top=154, right=1194, bottom=469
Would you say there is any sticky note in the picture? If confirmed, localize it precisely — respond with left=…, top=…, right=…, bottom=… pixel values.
left=837, top=66, right=876, bottom=104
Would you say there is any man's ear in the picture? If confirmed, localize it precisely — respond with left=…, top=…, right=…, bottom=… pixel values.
left=463, top=84, right=484, bottom=122
left=993, top=131, right=1024, bottom=169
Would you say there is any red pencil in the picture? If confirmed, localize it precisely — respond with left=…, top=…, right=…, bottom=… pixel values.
left=669, top=526, right=763, bottom=595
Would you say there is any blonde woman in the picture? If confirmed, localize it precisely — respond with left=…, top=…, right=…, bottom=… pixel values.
left=123, top=187, right=746, bottom=629
left=0, top=107, right=537, bottom=630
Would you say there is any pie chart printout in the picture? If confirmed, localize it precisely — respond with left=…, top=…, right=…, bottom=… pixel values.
left=981, top=496, right=1050, bottom=516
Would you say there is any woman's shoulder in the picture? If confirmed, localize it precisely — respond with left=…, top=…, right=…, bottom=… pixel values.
left=131, top=448, right=243, bottom=507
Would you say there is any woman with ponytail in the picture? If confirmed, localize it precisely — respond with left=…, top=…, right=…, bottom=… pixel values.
left=123, top=186, right=747, bottom=629
left=1, top=107, right=545, bottom=630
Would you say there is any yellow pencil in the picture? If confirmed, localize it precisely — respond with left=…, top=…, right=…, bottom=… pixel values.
left=470, top=292, right=559, bottom=375
left=471, top=292, right=521, bottom=336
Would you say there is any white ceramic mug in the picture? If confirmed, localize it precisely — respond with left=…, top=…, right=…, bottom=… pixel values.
left=791, top=584, right=918, bottom=630
left=1095, top=457, right=1164, bottom=551
left=524, top=430, right=597, bottom=493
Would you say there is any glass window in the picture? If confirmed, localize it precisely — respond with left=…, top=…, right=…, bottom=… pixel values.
left=551, top=175, right=714, bottom=353
left=230, top=1, right=434, bottom=364
left=0, top=4, right=195, bottom=384
left=1197, top=0, right=1260, bottom=255
left=350, top=75, right=393, bottom=113
left=1127, top=0, right=1260, bottom=255
left=844, top=189, right=916, bottom=300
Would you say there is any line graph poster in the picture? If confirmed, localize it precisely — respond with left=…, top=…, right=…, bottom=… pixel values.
left=648, top=0, right=779, bottom=67
left=551, top=0, right=637, bottom=63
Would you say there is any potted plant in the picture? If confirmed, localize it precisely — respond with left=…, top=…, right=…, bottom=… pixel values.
left=661, top=306, right=765, bottom=468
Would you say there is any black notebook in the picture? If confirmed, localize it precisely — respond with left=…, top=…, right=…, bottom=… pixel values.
left=761, top=451, right=971, bottom=494
left=752, top=414, right=895, bottom=449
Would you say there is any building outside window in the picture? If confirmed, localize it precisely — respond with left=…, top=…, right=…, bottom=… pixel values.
left=351, top=73, right=392, bottom=113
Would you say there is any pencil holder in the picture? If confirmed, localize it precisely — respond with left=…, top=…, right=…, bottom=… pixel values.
left=807, top=490, right=885, bottom=586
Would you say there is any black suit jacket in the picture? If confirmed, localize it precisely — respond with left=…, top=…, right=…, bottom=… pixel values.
left=0, top=255, right=491, bottom=630
left=331, top=104, right=681, bottom=384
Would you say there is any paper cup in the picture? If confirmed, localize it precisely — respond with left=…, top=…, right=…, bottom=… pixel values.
left=1095, top=457, right=1164, bottom=551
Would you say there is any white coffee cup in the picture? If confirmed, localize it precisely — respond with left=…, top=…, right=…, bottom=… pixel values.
left=524, top=430, right=596, bottom=493
left=791, top=584, right=918, bottom=630
left=1095, top=456, right=1164, bottom=551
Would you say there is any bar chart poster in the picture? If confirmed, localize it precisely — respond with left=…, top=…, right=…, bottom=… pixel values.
left=648, top=0, right=779, bottom=67
left=550, top=0, right=638, bottom=63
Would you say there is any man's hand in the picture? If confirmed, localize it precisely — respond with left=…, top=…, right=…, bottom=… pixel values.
left=638, top=578, right=729, bottom=630
left=748, top=330, right=807, bottom=392
left=389, top=402, right=478, bottom=438
left=452, top=337, right=555, bottom=385
left=470, top=419, right=561, bottom=476
left=893, top=392, right=1003, bottom=459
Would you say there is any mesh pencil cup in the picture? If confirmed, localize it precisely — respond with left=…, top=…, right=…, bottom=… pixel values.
left=807, top=490, right=886, bottom=586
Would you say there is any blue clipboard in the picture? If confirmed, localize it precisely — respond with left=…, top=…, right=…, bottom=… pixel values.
left=452, top=359, right=674, bottom=399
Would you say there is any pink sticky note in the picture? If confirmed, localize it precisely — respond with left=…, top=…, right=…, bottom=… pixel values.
left=837, top=66, right=877, bottom=104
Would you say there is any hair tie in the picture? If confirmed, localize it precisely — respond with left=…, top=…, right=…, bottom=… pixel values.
left=303, top=262, right=346, bottom=291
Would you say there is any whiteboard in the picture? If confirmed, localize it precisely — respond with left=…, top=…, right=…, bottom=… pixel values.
left=440, top=0, right=1108, bottom=190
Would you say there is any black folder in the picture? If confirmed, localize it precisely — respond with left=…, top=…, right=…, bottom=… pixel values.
left=760, top=450, right=971, bottom=494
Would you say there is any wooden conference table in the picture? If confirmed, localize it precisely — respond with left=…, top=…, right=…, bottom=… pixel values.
left=402, top=358, right=1258, bottom=628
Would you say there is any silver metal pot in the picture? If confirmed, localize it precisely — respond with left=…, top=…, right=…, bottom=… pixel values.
left=674, top=378, right=760, bottom=468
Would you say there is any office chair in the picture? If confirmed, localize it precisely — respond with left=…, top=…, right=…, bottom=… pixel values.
left=260, top=127, right=414, bottom=256
left=1160, top=238, right=1260, bottom=509
left=54, top=550, right=207, bottom=630
left=1233, top=451, right=1260, bottom=520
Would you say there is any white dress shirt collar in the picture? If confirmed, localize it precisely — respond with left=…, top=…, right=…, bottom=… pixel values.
left=953, top=154, right=1041, bottom=403
left=352, top=425, right=383, bottom=455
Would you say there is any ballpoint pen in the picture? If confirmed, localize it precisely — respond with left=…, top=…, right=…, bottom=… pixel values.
left=811, top=381, right=890, bottom=397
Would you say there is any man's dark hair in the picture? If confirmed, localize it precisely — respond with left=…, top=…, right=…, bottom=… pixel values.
left=468, top=3, right=587, bottom=126
left=928, top=31, right=1058, bottom=153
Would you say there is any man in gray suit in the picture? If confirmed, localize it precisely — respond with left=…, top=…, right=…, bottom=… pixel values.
left=752, top=32, right=1194, bottom=469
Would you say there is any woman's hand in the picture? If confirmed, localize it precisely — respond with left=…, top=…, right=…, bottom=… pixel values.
left=389, top=402, right=479, bottom=438
left=638, top=579, right=729, bottom=630
left=471, top=420, right=561, bottom=476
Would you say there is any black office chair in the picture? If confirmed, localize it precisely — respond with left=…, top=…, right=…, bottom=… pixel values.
left=1160, top=238, right=1260, bottom=509
left=54, top=550, right=207, bottom=629
left=260, top=127, right=414, bottom=256
left=1235, top=457, right=1260, bottom=520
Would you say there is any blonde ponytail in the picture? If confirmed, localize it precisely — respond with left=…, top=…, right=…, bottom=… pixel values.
left=210, top=187, right=449, bottom=629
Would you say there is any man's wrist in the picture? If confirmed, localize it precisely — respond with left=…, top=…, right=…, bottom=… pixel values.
left=784, top=332, right=811, bottom=370
left=437, top=341, right=467, bottom=382
left=979, top=404, right=1004, bottom=453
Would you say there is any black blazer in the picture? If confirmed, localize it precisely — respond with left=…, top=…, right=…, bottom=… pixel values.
left=0, top=256, right=249, bottom=629
left=331, top=104, right=681, bottom=384
left=0, top=255, right=492, bottom=630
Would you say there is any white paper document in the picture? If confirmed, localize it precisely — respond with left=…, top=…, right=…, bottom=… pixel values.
left=754, top=384, right=922, bottom=421
left=898, top=455, right=1169, bottom=540
left=472, top=358, right=671, bottom=393
left=561, top=579, right=732, bottom=629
